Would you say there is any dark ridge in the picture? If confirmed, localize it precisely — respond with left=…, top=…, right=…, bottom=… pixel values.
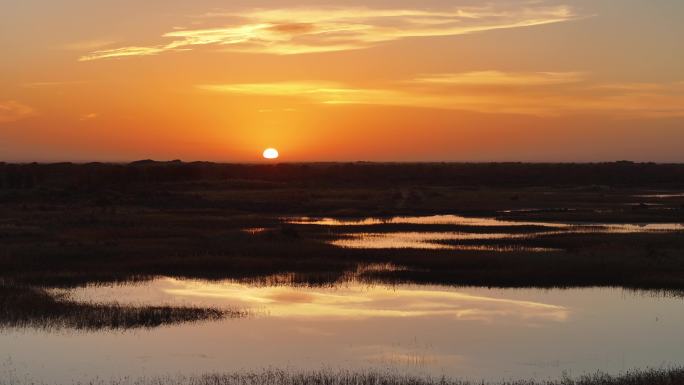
left=2, top=162, right=684, bottom=190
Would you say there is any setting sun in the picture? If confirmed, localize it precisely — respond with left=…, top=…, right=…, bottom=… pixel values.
left=263, top=148, right=279, bottom=160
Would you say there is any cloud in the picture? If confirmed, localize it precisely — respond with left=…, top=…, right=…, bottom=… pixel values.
left=199, top=81, right=431, bottom=108
left=23, top=81, right=83, bottom=88
left=80, top=3, right=579, bottom=61
left=61, top=39, right=118, bottom=51
left=80, top=113, right=99, bottom=121
left=198, top=72, right=684, bottom=118
left=411, top=71, right=585, bottom=86
left=0, top=101, right=35, bottom=123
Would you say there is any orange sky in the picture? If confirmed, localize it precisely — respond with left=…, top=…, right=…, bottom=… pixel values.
left=1, top=0, right=683, bottom=162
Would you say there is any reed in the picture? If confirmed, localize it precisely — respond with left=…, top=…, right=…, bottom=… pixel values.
left=3, top=368, right=684, bottom=385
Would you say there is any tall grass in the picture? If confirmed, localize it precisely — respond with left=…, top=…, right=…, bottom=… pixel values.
left=3, top=368, right=684, bottom=385
left=0, top=285, right=241, bottom=330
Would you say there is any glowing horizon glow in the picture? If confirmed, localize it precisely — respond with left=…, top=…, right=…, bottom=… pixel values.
left=263, top=148, right=280, bottom=160
left=199, top=77, right=684, bottom=117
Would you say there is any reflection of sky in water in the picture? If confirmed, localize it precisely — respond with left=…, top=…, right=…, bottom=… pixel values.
left=289, top=215, right=684, bottom=232
left=287, top=215, right=684, bottom=250
left=241, top=227, right=269, bottom=234
left=4, top=279, right=682, bottom=383
left=289, top=214, right=570, bottom=228
left=600, top=223, right=684, bottom=231
left=59, top=278, right=568, bottom=322
left=634, top=193, right=684, bottom=198
left=330, top=232, right=557, bottom=251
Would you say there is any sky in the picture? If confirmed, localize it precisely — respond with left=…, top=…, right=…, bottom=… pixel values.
left=1, top=0, right=683, bottom=162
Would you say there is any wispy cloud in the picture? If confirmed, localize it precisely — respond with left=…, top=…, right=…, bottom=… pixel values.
left=23, top=81, right=83, bottom=88
left=81, top=4, right=579, bottom=61
left=198, top=72, right=684, bottom=118
left=0, top=101, right=34, bottom=123
left=79, top=113, right=99, bottom=121
left=411, top=71, right=585, bottom=86
left=61, top=39, right=118, bottom=51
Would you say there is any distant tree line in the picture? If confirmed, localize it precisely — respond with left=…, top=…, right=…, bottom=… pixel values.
left=1, top=160, right=683, bottom=190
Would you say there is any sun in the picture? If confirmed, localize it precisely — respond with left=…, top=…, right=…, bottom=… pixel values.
left=262, top=148, right=279, bottom=160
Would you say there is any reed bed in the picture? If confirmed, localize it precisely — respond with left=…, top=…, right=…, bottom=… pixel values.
left=3, top=368, right=684, bottom=385
left=0, top=284, right=240, bottom=330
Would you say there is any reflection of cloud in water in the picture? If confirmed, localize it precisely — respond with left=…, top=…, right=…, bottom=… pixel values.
left=288, top=215, right=684, bottom=250
left=601, top=223, right=684, bottom=232
left=634, top=193, right=684, bottom=198
left=288, top=214, right=569, bottom=228
left=30, top=280, right=684, bottom=382
left=289, top=215, right=684, bottom=233
left=330, top=231, right=556, bottom=251
left=362, top=348, right=463, bottom=368
left=161, top=278, right=569, bottom=322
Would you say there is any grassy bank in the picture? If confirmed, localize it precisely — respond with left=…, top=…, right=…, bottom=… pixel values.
left=4, top=368, right=684, bottom=385
left=0, top=284, right=239, bottom=330
left=3, top=222, right=684, bottom=290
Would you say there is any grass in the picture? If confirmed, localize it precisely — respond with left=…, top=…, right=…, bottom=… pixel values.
left=1, top=162, right=683, bottom=328
left=3, top=368, right=684, bottom=385
left=1, top=163, right=683, bottom=382
left=2, top=214, right=684, bottom=293
left=0, top=284, right=240, bottom=330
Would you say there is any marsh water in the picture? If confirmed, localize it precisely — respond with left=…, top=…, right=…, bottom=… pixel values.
left=2, top=214, right=684, bottom=383
left=2, top=278, right=684, bottom=383
left=288, top=214, right=684, bottom=230
left=291, top=214, right=684, bottom=250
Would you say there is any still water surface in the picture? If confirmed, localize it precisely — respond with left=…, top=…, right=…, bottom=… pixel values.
left=2, top=278, right=683, bottom=383
left=330, top=232, right=558, bottom=251
left=288, top=215, right=684, bottom=231
left=289, top=215, right=684, bottom=250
